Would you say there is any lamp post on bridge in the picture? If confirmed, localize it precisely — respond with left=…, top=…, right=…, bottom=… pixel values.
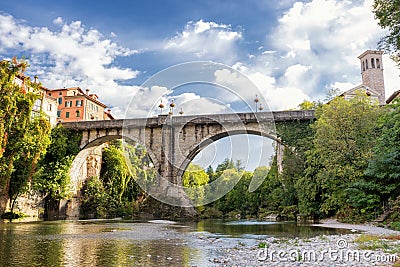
left=158, top=100, right=165, bottom=115
left=254, top=95, right=259, bottom=112
left=169, top=99, right=175, bottom=115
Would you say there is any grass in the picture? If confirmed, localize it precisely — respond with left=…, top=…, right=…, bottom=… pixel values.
left=355, top=234, right=400, bottom=254
left=318, top=236, right=329, bottom=242
left=258, top=242, right=267, bottom=248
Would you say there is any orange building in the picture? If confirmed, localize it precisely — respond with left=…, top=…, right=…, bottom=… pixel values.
left=46, top=87, right=113, bottom=122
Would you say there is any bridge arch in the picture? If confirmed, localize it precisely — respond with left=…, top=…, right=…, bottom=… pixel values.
left=175, top=123, right=280, bottom=180
left=69, top=133, right=160, bottom=198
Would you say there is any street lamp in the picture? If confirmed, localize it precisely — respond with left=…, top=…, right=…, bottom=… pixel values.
left=169, top=99, right=175, bottom=115
left=158, top=100, right=165, bottom=114
left=254, top=95, right=259, bottom=112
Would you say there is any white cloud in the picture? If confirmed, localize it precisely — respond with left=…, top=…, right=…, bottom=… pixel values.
left=165, top=20, right=242, bottom=62
left=243, top=0, right=400, bottom=109
left=0, top=14, right=143, bottom=118
left=53, top=17, right=63, bottom=25
left=383, top=55, right=400, bottom=97
left=247, top=71, right=309, bottom=110
left=123, top=85, right=170, bottom=118
left=173, top=92, right=229, bottom=115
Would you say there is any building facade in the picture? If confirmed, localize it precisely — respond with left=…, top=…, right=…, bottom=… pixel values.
left=47, top=87, right=111, bottom=122
left=14, top=74, right=59, bottom=126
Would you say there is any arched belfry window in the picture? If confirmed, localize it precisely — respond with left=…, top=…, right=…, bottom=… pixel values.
left=366, top=59, right=368, bottom=69
left=376, top=58, right=380, bottom=68
left=362, top=61, right=365, bottom=71
left=371, top=58, right=375, bottom=68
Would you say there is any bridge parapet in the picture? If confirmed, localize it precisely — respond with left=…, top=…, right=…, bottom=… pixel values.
left=61, top=110, right=315, bottom=130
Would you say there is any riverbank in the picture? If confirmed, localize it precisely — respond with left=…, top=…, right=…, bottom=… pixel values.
left=313, top=218, right=400, bottom=235
left=204, top=221, right=400, bottom=266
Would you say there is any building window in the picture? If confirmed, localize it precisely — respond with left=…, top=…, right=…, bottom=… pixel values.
left=376, top=58, right=380, bottom=68
left=57, top=111, right=61, bottom=118
left=365, top=59, right=368, bottom=69
left=371, top=58, right=375, bottom=68
left=65, top=101, right=73, bottom=107
left=66, top=112, right=70, bottom=118
left=76, top=100, right=82, bottom=107
left=48, top=93, right=51, bottom=96
left=33, top=99, right=42, bottom=112
left=58, top=97, right=62, bottom=105
left=76, top=110, right=80, bottom=118
left=48, top=104, right=52, bottom=111
left=362, top=61, right=365, bottom=72
left=59, top=92, right=62, bottom=96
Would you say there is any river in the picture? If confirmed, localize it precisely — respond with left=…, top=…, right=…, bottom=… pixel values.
left=0, top=219, right=350, bottom=266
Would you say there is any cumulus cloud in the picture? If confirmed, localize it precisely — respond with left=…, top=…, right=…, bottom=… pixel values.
left=173, top=92, right=230, bottom=115
left=165, top=20, right=242, bottom=63
left=270, top=0, right=382, bottom=86
left=0, top=14, right=143, bottom=118
left=238, top=0, right=400, bottom=109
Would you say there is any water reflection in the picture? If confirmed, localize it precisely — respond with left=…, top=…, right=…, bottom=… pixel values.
left=0, top=220, right=351, bottom=266
left=195, top=220, right=350, bottom=239
left=0, top=221, right=200, bottom=266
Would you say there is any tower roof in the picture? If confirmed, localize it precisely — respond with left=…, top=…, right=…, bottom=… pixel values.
left=358, top=50, right=383, bottom=59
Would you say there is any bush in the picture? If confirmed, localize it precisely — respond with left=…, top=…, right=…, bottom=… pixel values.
left=80, top=176, right=107, bottom=218
left=390, top=221, right=400, bottom=231
left=201, top=207, right=223, bottom=219
left=1, top=211, right=27, bottom=220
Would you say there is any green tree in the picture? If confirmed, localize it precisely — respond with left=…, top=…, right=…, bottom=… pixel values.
left=9, top=116, right=51, bottom=212
left=101, top=142, right=131, bottom=202
left=373, top=0, right=400, bottom=64
left=0, top=58, right=51, bottom=215
left=365, top=100, right=400, bottom=201
left=298, top=100, right=319, bottom=110
left=182, top=164, right=209, bottom=204
left=34, top=125, right=81, bottom=199
left=307, top=94, right=382, bottom=219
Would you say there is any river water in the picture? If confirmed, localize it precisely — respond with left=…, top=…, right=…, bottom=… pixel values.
left=0, top=219, right=349, bottom=266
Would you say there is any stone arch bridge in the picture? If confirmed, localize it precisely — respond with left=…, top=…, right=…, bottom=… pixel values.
left=60, top=110, right=314, bottom=218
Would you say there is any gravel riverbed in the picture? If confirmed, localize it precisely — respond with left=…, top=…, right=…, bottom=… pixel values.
left=193, top=221, right=400, bottom=267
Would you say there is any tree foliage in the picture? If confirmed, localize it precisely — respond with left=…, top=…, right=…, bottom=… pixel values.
left=9, top=116, right=51, bottom=210
left=305, top=94, right=382, bottom=220
left=34, top=125, right=81, bottom=199
left=0, top=58, right=51, bottom=214
left=373, top=0, right=400, bottom=63
left=80, top=140, right=153, bottom=218
left=365, top=100, right=400, bottom=200
left=182, top=164, right=209, bottom=202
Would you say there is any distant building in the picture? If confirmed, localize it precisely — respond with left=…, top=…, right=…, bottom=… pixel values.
left=47, top=87, right=112, bottom=122
left=14, top=74, right=58, bottom=126
left=340, top=50, right=386, bottom=105
left=339, top=84, right=380, bottom=104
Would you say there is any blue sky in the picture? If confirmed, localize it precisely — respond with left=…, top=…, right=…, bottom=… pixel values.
left=1, top=0, right=399, bottom=170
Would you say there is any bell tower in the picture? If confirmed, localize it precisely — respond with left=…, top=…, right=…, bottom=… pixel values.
left=358, top=50, right=385, bottom=105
